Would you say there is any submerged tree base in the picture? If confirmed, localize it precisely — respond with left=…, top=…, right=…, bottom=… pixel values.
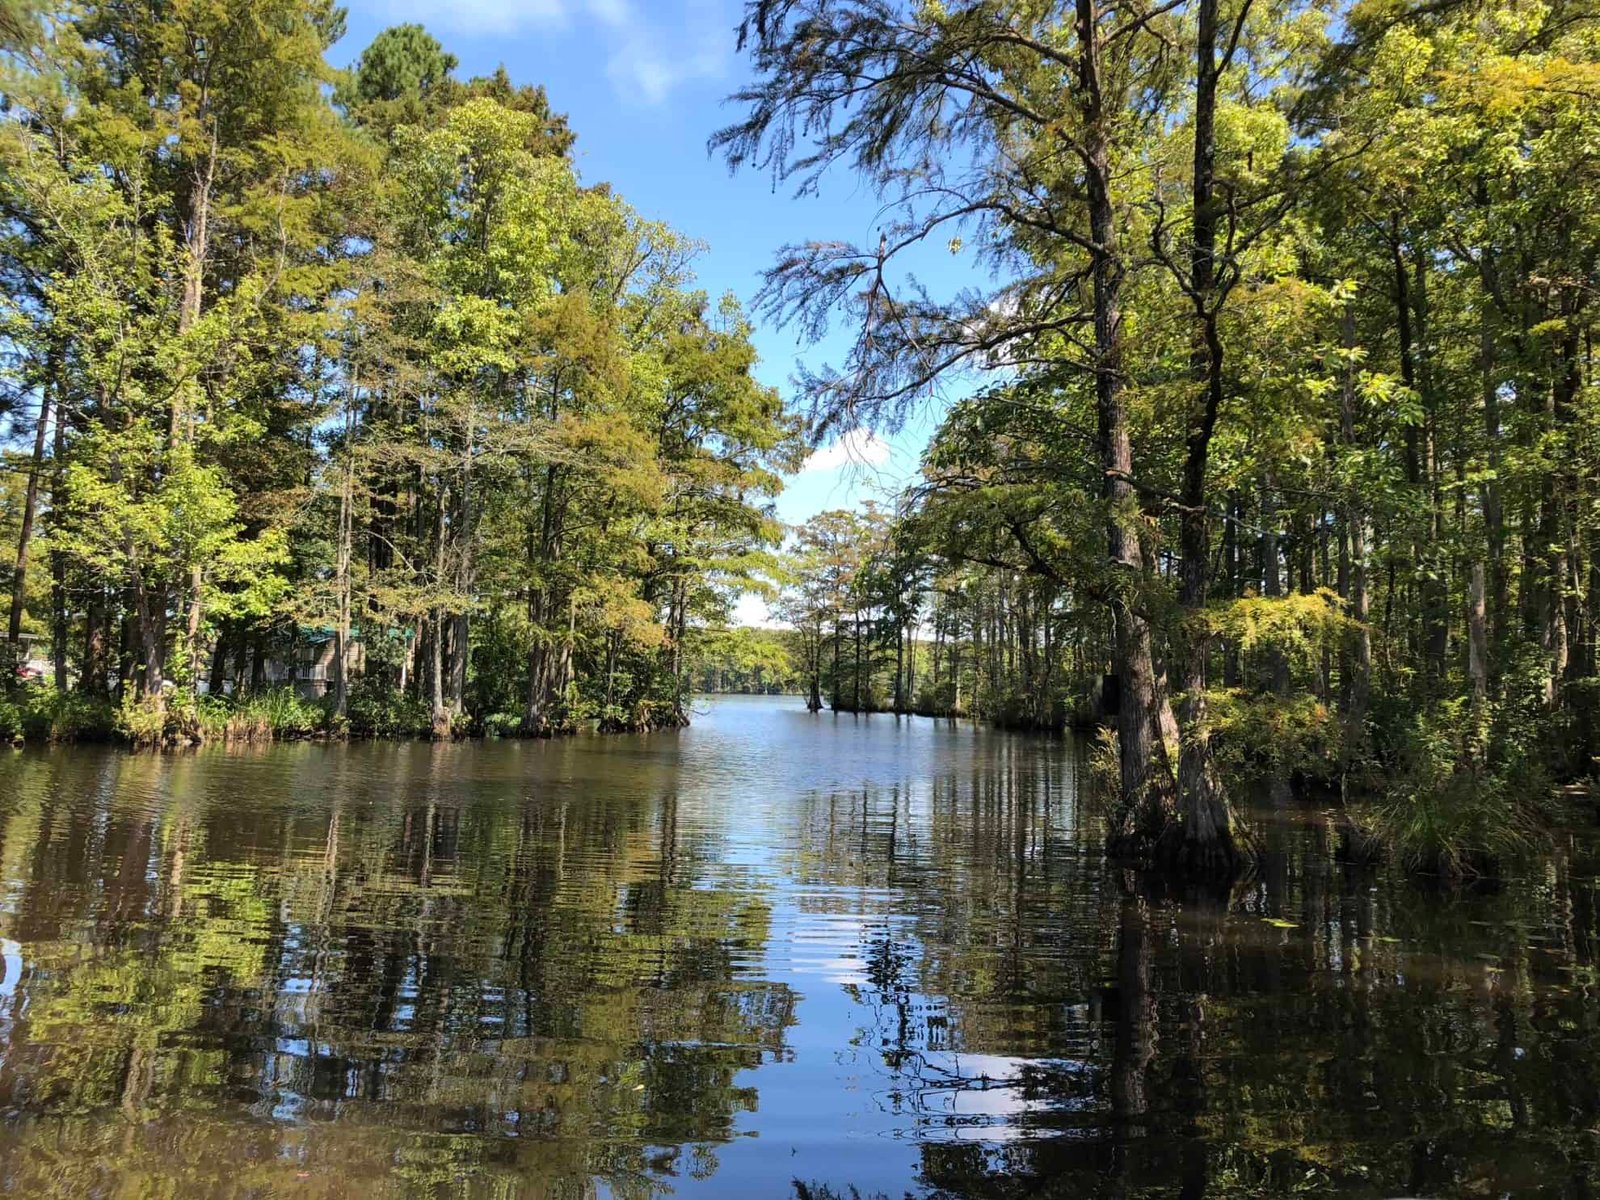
left=1153, top=822, right=1250, bottom=880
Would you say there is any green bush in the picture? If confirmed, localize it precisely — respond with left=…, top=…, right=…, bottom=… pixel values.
left=193, top=688, right=327, bottom=743
left=29, top=690, right=117, bottom=742
left=346, top=680, right=431, bottom=738
left=249, top=688, right=324, bottom=738
left=481, top=711, right=522, bottom=738
left=0, top=695, right=21, bottom=744
left=117, top=695, right=170, bottom=748
left=0, top=685, right=117, bottom=745
left=1208, top=688, right=1343, bottom=782
left=1358, top=696, right=1546, bottom=879
left=114, top=687, right=327, bottom=747
left=1087, top=725, right=1120, bottom=804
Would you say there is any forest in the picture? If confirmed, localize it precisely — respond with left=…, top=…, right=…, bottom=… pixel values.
left=3, top=0, right=1600, bottom=880
left=729, top=0, right=1600, bottom=876
left=0, top=6, right=803, bottom=745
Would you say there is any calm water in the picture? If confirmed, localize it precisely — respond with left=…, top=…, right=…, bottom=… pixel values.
left=1, top=696, right=1599, bottom=1198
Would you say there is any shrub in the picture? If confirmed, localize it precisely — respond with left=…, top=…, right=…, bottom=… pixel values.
left=27, top=690, right=117, bottom=742
left=249, top=688, right=324, bottom=739
left=346, top=680, right=431, bottom=739
left=1367, top=766, right=1539, bottom=879
left=201, top=688, right=330, bottom=743
left=1207, top=688, right=1344, bottom=782
left=989, top=690, right=1065, bottom=731
left=1358, top=697, right=1546, bottom=879
left=117, top=695, right=170, bottom=748
left=196, top=694, right=235, bottom=741
left=1087, top=725, right=1120, bottom=804
left=481, top=711, right=523, bottom=738
left=0, top=695, right=21, bottom=744
left=0, top=685, right=116, bottom=745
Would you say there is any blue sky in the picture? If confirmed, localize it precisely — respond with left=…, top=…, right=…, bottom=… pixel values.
left=337, top=0, right=970, bottom=620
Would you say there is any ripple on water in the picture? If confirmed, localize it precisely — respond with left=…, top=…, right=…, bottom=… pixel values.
left=0, top=696, right=1597, bottom=1198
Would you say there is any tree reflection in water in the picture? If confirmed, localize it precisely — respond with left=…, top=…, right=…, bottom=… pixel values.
left=0, top=701, right=1597, bottom=1197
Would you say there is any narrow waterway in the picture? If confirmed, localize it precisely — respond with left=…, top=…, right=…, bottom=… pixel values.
left=0, top=695, right=1596, bottom=1198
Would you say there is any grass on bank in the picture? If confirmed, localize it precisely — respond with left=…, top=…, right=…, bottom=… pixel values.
left=0, top=676, right=679, bottom=748
left=0, top=682, right=432, bottom=747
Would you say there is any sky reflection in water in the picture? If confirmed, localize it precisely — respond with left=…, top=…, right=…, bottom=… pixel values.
left=0, top=695, right=1597, bottom=1198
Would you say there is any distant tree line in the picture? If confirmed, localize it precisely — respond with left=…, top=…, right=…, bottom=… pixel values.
left=690, top=626, right=800, bottom=695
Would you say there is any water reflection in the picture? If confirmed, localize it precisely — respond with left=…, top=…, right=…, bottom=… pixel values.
left=0, top=698, right=1596, bottom=1197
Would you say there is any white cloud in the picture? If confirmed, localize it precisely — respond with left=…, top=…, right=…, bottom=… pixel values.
left=363, top=0, right=729, bottom=103
left=607, top=41, right=723, bottom=105
left=799, top=428, right=892, bottom=474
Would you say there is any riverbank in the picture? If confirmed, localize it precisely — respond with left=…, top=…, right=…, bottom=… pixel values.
left=7, top=679, right=1585, bottom=887
left=0, top=684, right=686, bottom=749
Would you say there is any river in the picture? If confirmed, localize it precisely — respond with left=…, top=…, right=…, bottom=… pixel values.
left=0, top=694, right=1595, bottom=1197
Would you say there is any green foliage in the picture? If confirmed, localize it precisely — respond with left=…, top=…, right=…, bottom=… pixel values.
left=0, top=11, right=797, bottom=747
left=345, top=681, right=431, bottom=740
left=0, top=685, right=115, bottom=744
left=1207, top=690, right=1344, bottom=781
left=116, top=696, right=169, bottom=750
left=480, top=711, right=523, bottom=738
left=1198, top=592, right=1355, bottom=672
left=720, top=0, right=1600, bottom=872
left=1087, top=726, right=1122, bottom=806
left=692, top=627, right=799, bottom=694
left=1360, top=698, right=1547, bottom=878
left=345, top=23, right=457, bottom=106
left=221, top=689, right=327, bottom=742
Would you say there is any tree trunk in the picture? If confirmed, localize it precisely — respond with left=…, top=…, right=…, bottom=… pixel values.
left=84, top=587, right=108, bottom=696
left=7, top=384, right=51, bottom=647
left=332, top=418, right=354, bottom=719
left=431, top=490, right=450, bottom=738
left=1338, top=307, right=1372, bottom=761
left=1167, top=0, right=1240, bottom=875
left=894, top=622, right=905, bottom=713
left=176, top=133, right=216, bottom=687
left=208, top=622, right=231, bottom=697
left=523, top=469, right=560, bottom=733
left=853, top=605, right=863, bottom=710
left=131, top=559, right=165, bottom=700
left=1260, top=475, right=1290, bottom=698
left=1413, top=254, right=1449, bottom=688
left=1543, top=322, right=1581, bottom=706
left=831, top=618, right=842, bottom=708
left=1479, top=275, right=1508, bottom=685
left=1468, top=562, right=1489, bottom=708
left=1079, top=0, right=1173, bottom=843
left=448, top=418, right=475, bottom=719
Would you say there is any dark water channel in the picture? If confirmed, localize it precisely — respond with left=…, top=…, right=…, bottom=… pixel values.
left=1, top=695, right=1598, bottom=1198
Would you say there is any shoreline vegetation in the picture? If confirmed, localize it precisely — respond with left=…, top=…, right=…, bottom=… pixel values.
left=0, top=14, right=803, bottom=751
left=704, top=0, right=1600, bottom=883
left=0, top=681, right=701, bottom=749
left=4, top=0, right=1600, bottom=887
